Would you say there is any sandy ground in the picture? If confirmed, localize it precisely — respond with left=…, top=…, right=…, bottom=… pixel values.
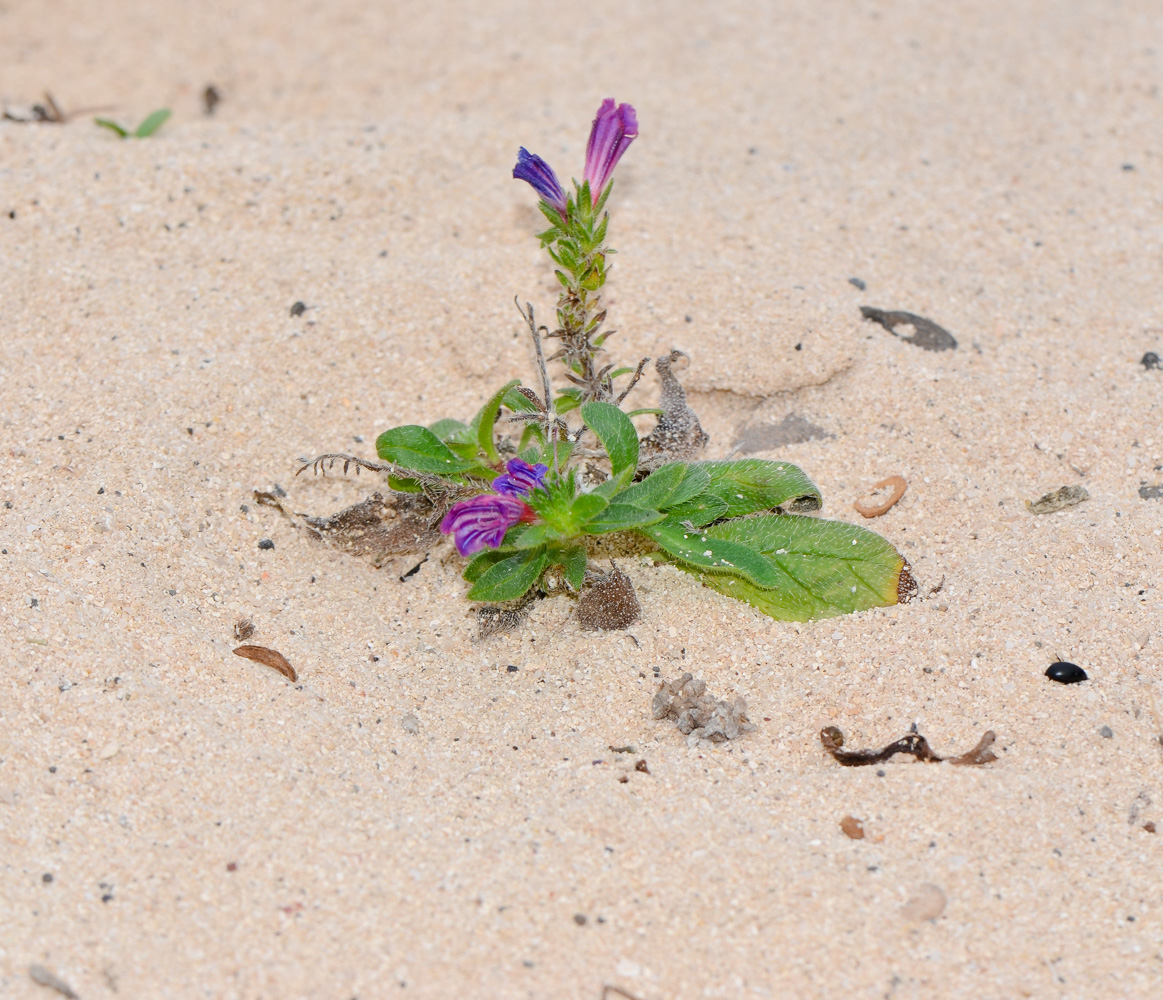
left=2, top=1, right=1163, bottom=997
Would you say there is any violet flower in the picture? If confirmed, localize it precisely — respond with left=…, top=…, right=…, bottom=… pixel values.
left=492, top=458, right=548, bottom=497
left=583, top=99, right=638, bottom=203
left=440, top=493, right=536, bottom=557
left=513, top=147, right=568, bottom=216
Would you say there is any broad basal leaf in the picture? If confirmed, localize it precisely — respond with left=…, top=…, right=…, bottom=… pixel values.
left=690, top=514, right=906, bottom=621
left=376, top=425, right=478, bottom=476
left=692, top=459, right=822, bottom=517
left=469, top=379, right=521, bottom=465
left=641, top=518, right=780, bottom=588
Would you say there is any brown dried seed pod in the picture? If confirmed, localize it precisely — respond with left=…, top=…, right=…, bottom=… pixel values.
left=233, top=645, right=297, bottom=682
left=854, top=475, right=907, bottom=518
left=233, top=616, right=256, bottom=641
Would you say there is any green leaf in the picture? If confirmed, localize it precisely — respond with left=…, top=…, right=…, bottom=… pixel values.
left=613, top=462, right=688, bottom=510
left=583, top=503, right=664, bottom=534
left=692, top=459, right=822, bottom=517
left=662, top=493, right=729, bottom=528
left=555, top=389, right=582, bottom=415
left=569, top=492, right=609, bottom=524
left=641, top=518, right=780, bottom=588
left=553, top=543, right=588, bottom=591
left=375, top=425, right=476, bottom=475
left=468, top=379, right=520, bottom=465
left=581, top=401, right=639, bottom=484
left=502, top=385, right=542, bottom=414
left=94, top=118, right=129, bottom=138
left=430, top=417, right=471, bottom=441
left=134, top=108, right=171, bottom=137
left=387, top=474, right=424, bottom=493
left=463, top=548, right=510, bottom=583
left=689, top=515, right=906, bottom=621
left=466, top=546, right=549, bottom=602
left=511, top=522, right=568, bottom=550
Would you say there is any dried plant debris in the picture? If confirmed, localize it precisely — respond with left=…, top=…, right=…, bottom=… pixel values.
left=840, top=815, right=866, bottom=840
left=577, top=565, right=640, bottom=630
left=1026, top=484, right=1088, bottom=514
left=233, top=645, right=297, bottom=682
left=860, top=307, right=958, bottom=351
left=653, top=672, right=756, bottom=745
left=29, top=964, right=79, bottom=999
left=638, top=351, right=709, bottom=467
left=1140, top=484, right=1163, bottom=501
left=233, top=617, right=256, bottom=641
left=820, top=725, right=996, bottom=767
left=897, top=561, right=919, bottom=604
left=474, top=600, right=532, bottom=641
left=734, top=413, right=830, bottom=455
left=854, top=475, right=907, bottom=518
left=256, top=490, right=442, bottom=565
left=1142, top=352, right=1161, bottom=371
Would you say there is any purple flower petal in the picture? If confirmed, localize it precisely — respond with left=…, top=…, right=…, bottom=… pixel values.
left=583, top=99, right=638, bottom=203
left=440, top=494, right=534, bottom=557
left=492, top=458, right=549, bottom=497
left=513, top=147, right=568, bottom=215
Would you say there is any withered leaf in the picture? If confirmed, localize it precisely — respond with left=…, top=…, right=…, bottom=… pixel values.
left=820, top=726, right=996, bottom=767
left=860, top=307, right=957, bottom=351
left=233, top=645, right=297, bottom=682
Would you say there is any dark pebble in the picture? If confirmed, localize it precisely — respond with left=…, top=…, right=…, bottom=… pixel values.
left=1100, top=725, right=1113, bottom=738
left=290, top=301, right=306, bottom=317
left=1143, top=352, right=1161, bottom=371
left=876, top=769, right=886, bottom=777
left=42, top=873, right=53, bottom=883
left=848, top=277, right=867, bottom=290
left=1045, top=661, right=1087, bottom=684
left=506, top=664, right=519, bottom=672
left=573, top=913, right=587, bottom=925
left=257, top=538, right=275, bottom=550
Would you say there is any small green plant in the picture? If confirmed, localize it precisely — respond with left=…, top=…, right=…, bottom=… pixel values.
left=303, top=100, right=916, bottom=624
left=94, top=108, right=171, bottom=139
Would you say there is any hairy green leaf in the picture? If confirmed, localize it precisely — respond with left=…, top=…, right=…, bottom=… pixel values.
left=468, top=379, right=521, bottom=465
left=613, top=462, right=688, bottom=510
left=692, top=514, right=906, bottom=620
left=581, top=401, right=639, bottom=485
left=375, top=425, right=476, bottom=475
left=692, top=459, right=822, bottom=517
left=584, top=503, right=664, bottom=534
left=641, top=518, right=780, bottom=588
left=466, top=546, right=549, bottom=602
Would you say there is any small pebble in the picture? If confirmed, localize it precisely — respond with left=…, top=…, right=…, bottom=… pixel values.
left=42, top=873, right=53, bottom=883
left=848, top=276, right=867, bottom=290
left=290, top=300, right=307, bottom=317
left=1144, top=822, right=1157, bottom=834
left=400, top=713, right=419, bottom=734
left=257, top=538, right=275, bottom=550
left=901, top=883, right=947, bottom=922
left=1045, top=661, right=1087, bottom=684
left=1100, top=725, right=1113, bottom=738
left=97, top=741, right=120, bottom=760
left=507, top=664, right=519, bottom=672
left=573, top=913, right=587, bottom=926
left=1142, top=351, right=1161, bottom=371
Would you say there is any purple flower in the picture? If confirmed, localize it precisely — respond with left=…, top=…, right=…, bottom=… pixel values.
left=440, top=494, right=536, bottom=557
left=492, top=458, right=548, bottom=497
left=583, top=99, right=638, bottom=203
left=513, top=147, right=568, bottom=215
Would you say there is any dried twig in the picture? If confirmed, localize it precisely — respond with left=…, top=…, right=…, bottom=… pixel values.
left=820, top=726, right=996, bottom=767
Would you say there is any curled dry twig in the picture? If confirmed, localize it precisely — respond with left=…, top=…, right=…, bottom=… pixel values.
left=820, top=725, right=997, bottom=767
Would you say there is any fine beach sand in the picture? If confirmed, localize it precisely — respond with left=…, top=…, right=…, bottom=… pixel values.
left=2, top=1, right=1162, bottom=997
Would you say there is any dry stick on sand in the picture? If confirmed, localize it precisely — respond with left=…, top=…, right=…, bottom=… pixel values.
left=820, top=726, right=997, bottom=767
